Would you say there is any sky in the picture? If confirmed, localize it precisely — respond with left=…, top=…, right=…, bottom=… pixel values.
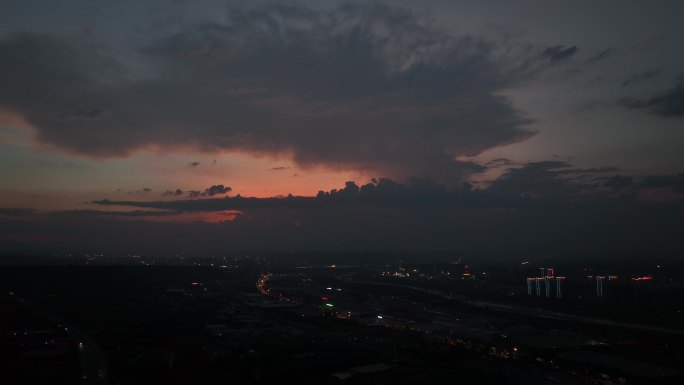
left=1, top=0, right=683, bottom=258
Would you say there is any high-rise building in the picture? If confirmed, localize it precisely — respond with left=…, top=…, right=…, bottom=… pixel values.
left=544, top=276, right=551, bottom=297
left=555, top=277, right=565, bottom=298
left=527, top=267, right=559, bottom=298
left=526, top=278, right=533, bottom=295
left=596, top=276, right=605, bottom=297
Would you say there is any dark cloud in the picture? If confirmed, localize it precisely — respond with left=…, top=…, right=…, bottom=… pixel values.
left=484, top=158, right=515, bottom=167
left=486, top=161, right=580, bottom=199
left=161, top=188, right=183, bottom=196
left=619, top=77, right=684, bottom=117
left=203, top=184, right=231, bottom=196
left=3, top=184, right=683, bottom=258
left=126, top=188, right=153, bottom=195
left=92, top=177, right=502, bottom=212
left=3, top=162, right=683, bottom=256
left=584, top=48, right=615, bottom=64
left=270, top=167, right=289, bottom=171
left=484, top=163, right=619, bottom=197
left=0, top=4, right=573, bottom=184
left=183, top=185, right=231, bottom=198
left=188, top=161, right=200, bottom=167
left=621, top=70, right=661, bottom=87
left=91, top=164, right=637, bottom=213
left=541, top=45, right=578, bottom=62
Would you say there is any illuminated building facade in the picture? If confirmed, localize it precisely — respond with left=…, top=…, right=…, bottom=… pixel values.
left=526, top=267, right=561, bottom=298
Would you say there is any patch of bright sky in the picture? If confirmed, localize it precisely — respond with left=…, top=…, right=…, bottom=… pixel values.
left=0, top=129, right=370, bottom=210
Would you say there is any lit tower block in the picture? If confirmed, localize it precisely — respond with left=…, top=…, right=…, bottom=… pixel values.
left=546, top=268, right=555, bottom=277
left=539, top=268, right=546, bottom=278
left=555, top=276, right=565, bottom=298
left=596, top=276, right=605, bottom=297
left=526, top=278, right=533, bottom=295
left=544, top=276, right=551, bottom=297
left=535, top=277, right=541, bottom=296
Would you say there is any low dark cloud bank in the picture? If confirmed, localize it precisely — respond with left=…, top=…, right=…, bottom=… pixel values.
left=90, top=163, right=684, bottom=213
left=1, top=162, right=683, bottom=257
left=50, top=209, right=181, bottom=219
left=0, top=208, right=35, bottom=217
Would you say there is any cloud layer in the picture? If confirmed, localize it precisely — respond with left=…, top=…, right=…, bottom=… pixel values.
left=1, top=160, right=683, bottom=257
left=0, top=3, right=567, bottom=184
left=2, top=173, right=682, bottom=258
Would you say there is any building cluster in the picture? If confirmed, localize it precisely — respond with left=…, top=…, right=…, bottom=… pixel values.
left=526, top=268, right=566, bottom=298
left=526, top=267, right=633, bottom=299
left=585, top=275, right=618, bottom=298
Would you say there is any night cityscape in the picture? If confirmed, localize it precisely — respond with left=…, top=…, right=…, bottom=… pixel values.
left=2, top=1, right=684, bottom=384
left=1, top=254, right=683, bottom=384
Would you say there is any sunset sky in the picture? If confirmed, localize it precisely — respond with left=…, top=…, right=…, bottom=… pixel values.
left=1, top=1, right=683, bottom=256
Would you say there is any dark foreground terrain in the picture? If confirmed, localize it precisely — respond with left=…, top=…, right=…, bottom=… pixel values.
left=1, top=261, right=682, bottom=385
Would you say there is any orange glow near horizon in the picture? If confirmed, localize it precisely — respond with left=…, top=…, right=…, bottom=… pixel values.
left=134, top=150, right=375, bottom=198
left=0, top=142, right=375, bottom=213
left=0, top=119, right=375, bottom=211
